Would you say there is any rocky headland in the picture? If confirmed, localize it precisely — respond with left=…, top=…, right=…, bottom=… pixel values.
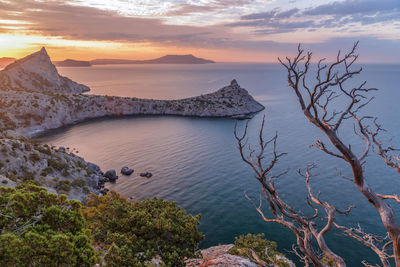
left=0, top=48, right=264, bottom=137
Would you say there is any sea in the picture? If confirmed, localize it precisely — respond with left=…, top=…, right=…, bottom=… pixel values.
left=36, top=62, right=400, bottom=266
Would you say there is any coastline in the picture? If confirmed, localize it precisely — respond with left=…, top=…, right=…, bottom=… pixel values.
left=29, top=109, right=264, bottom=138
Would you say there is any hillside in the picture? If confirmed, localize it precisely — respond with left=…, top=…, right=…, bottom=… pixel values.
left=0, top=57, right=16, bottom=68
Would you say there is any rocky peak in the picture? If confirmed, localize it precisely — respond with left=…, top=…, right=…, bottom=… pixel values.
left=0, top=48, right=90, bottom=94
left=39, top=47, right=48, bottom=55
left=230, top=79, right=239, bottom=88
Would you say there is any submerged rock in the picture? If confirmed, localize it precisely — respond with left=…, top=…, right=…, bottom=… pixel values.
left=140, top=172, right=153, bottom=178
left=104, top=169, right=118, bottom=182
left=121, top=166, right=134, bottom=175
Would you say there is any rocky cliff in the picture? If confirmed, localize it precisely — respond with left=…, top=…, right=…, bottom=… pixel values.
left=0, top=48, right=90, bottom=94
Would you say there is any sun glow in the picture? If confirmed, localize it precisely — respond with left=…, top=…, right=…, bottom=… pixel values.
left=0, top=33, right=171, bottom=60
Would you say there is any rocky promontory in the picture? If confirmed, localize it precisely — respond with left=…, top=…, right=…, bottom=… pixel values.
left=0, top=48, right=264, bottom=137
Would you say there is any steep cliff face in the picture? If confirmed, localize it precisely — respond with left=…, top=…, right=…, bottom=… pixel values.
left=0, top=48, right=264, bottom=136
left=0, top=47, right=89, bottom=94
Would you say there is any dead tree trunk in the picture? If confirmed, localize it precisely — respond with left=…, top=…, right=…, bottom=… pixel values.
left=279, top=42, right=399, bottom=266
left=235, top=117, right=351, bottom=266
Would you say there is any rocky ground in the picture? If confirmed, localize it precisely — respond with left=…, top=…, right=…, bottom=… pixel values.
left=0, top=135, right=104, bottom=202
left=186, top=244, right=295, bottom=267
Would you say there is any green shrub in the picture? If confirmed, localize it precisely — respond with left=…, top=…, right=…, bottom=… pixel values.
left=71, top=178, right=86, bottom=188
left=229, top=233, right=290, bottom=267
left=0, top=185, right=97, bottom=266
left=40, top=167, right=53, bottom=176
left=83, top=191, right=204, bottom=266
left=36, top=145, right=52, bottom=156
left=29, top=153, right=40, bottom=162
left=47, top=158, right=68, bottom=171
left=55, top=180, right=71, bottom=194
left=22, top=171, right=35, bottom=181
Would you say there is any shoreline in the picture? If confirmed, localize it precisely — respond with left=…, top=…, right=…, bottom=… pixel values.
left=29, top=108, right=265, bottom=138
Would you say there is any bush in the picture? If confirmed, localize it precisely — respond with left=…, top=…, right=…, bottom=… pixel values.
left=55, top=180, right=71, bottom=194
left=0, top=185, right=97, bottom=266
left=229, top=233, right=290, bottom=267
left=47, top=158, right=68, bottom=171
left=71, top=178, right=86, bottom=188
left=83, top=191, right=204, bottom=266
left=40, top=167, right=53, bottom=176
left=29, top=153, right=40, bottom=162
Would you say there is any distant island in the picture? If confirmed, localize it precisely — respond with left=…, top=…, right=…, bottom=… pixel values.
left=90, top=54, right=215, bottom=65
left=54, top=59, right=92, bottom=67
left=0, top=57, right=16, bottom=68
left=3, top=54, right=215, bottom=68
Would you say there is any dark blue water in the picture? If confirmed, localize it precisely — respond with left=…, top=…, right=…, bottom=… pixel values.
left=37, top=63, right=400, bottom=265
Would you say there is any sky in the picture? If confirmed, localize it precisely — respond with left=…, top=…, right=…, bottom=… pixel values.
left=0, top=0, right=399, bottom=62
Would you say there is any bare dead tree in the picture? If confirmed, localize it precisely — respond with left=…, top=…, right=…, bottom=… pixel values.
left=276, top=42, right=400, bottom=266
left=234, top=117, right=354, bottom=267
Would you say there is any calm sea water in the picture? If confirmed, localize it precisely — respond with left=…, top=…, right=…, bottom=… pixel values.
left=37, top=63, right=400, bottom=265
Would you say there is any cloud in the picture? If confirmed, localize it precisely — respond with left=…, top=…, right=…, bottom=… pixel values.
left=0, top=0, right=220, bottom=44
left=303, top=0, right=400, bottom=16
left=229, top=0, right=400, bottom=36
left=0, top=0, right=399, bottom=62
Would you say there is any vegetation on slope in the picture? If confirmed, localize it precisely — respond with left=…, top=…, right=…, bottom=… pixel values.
left=83, top=191, right=204, bottom=266
left=0, top=185, right=204, bottom=266
left=229, top=233, right=291, bottom=267
left=0, top=184, right=97, bottom=266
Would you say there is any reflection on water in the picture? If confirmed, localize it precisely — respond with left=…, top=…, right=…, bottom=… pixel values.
left=36, top=63, right=400, bottom=265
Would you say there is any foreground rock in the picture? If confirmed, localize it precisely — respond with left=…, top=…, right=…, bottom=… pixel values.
left=121, top=166, right=134, bottom=175
left=186, top=245, right=257, bottom=267
left=186, top=244, right=294, bottom=267
left=0, top=48, right=264, bottom=137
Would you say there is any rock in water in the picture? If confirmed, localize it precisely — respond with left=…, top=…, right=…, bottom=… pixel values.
left=140, top=172, right=153, bottom=178
left=87, top=162, right=101, bottom=173
left=121, top=166, right=134, bottom=175
left=104, top=169, right=118, bottom=182
left=0, top=47, right=90, bottom=94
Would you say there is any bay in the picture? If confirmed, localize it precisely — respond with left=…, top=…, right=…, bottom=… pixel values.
left=36, top=62, right=400, bottom=265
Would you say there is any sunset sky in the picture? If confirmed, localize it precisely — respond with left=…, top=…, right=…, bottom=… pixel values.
left=0, top=0, right=399, bottom=62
